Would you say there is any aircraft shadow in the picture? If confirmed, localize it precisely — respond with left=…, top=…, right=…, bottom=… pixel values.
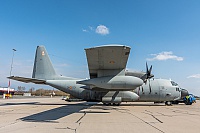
left=0, top=102, right=39, bottom=106
left=93, top=103, right=166, bottom=107
left=119, top=103, right=166, bottom=106
left=3, top=101, right=165, bottom=123
left=20, top=102, right=98, bottom=123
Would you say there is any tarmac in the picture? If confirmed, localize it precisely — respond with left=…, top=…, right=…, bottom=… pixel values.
left=0, top=97, right=200, bottom=133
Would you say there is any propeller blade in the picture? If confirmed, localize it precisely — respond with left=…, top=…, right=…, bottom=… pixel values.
left=149, top=65, right=152, bottom=74
left=146, top=62, right=153, bottom=79
left=146, top=62, right=148, bottom=73
left=148, top=79, right=152, bottom=93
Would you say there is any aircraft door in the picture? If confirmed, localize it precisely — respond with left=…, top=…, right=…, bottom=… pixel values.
left=159, top=86, right=166, bottom=101
left=150, top=79, right=160, bottom=101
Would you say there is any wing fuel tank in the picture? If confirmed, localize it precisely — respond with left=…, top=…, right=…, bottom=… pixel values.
left=102, top=97, right=122, bottom=103
left=77, top=76, right=143, bottom=91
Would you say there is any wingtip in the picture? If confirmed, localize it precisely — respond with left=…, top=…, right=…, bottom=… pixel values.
left=85, top=44, right=131, bottom=50
left=7, top=76, right=14, bottom=79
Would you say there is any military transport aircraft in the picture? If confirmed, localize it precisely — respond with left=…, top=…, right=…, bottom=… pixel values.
left=8, top=45, right=183, bottom=105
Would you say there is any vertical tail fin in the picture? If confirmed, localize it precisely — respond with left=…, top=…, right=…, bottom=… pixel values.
left=32, top=46, right=57, bottom=80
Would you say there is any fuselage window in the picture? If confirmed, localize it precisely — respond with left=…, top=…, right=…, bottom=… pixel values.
left=176, top=88, right=180, bottom=91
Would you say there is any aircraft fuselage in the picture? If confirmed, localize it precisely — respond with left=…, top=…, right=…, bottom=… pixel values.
left=45, top=78, right=181, bottom=104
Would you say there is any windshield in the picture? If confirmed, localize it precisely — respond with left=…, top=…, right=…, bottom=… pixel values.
left=171, top=81, right=178, bottom=86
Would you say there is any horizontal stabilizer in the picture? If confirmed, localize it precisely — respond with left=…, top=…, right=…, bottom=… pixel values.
left=8, top=76, right=46, bottom=84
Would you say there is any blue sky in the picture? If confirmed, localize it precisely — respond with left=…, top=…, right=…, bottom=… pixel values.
left=0, top=0, right=200, bottom=96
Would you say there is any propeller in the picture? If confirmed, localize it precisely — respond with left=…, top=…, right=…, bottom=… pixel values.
left=146, top=62, right=154, bottom=79
left=142, top=62, right=154, bottom=82
left=145, top=62, right=154, bottom=94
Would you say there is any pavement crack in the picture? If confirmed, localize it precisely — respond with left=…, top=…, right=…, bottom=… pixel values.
left=115, top=109, right=165, bottom=133
left=156, top=112, right=173, bottom=117
left=172, top=110, right=197, bottom=115
left=76, top=111, right=86, bottom=123
left=167, top=108, right=198, bottom=115
left=66, top=127, right=77, bottom=133
left=130, top=112, right=165, bottom=133
left=145, top=110, right=153, bottom=114
left=143, top=111, right=163, bottom=123
left=64, top=111, right=86, bottom=133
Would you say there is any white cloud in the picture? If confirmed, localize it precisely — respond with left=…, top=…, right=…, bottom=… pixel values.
left=82, top=25, right=110, bottom=35
left=82, top=29, right=88, bottom=32
left=82, top=26, right=94, bottom=33
left=95, top=25, right=109, bottom=35
left=147, top=51, right=183, bottom=61
left=187, top=74, right=200, bottom=79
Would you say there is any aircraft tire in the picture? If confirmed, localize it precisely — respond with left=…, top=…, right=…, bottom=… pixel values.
left=165, top=101, right=172, bottom=106
left=103, top=103, right=121, bottom=106
left=113, top=103, right=120, bottom=106
left=172, top=101, right=179, bottom=104
left=103, top=103, right=111, bottom=106
left=185, top=101, right=192, bottom=105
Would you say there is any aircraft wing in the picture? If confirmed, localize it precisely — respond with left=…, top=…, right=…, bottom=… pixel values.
left=7, top=76, right=46, bottom=84
left=85, top=45, right=131, bottom=78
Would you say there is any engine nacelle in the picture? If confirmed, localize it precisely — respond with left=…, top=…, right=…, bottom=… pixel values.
left=102, top=91, right=139, bottom=103
left=77, top=76, right=143, bottom=91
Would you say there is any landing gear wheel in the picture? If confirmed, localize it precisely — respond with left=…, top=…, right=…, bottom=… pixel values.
left=165, top=101, right=172, bottom=106
left=172, top=101, right=179, bottom=104
left=103, top=103, right=111, bottom=106
left=113, top=103, right=120, bottom=106
left=185, top=101, right=192, bottom=105
left=103, top=103, right=121, bottom=106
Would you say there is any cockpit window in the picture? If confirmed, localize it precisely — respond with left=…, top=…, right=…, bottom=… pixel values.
left=171, top=81, right=178, bottom=86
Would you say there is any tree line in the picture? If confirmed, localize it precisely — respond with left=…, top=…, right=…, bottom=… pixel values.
left=15, top=86, right=69, bottom=96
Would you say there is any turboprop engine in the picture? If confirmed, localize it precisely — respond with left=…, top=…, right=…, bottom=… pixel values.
left=77, top=76, right=143, bottom=91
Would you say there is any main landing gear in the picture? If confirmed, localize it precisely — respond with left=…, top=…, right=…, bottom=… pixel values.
left=103, top=103, right=121, bottom=106
left=165, top=101, right=172, bottom=106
